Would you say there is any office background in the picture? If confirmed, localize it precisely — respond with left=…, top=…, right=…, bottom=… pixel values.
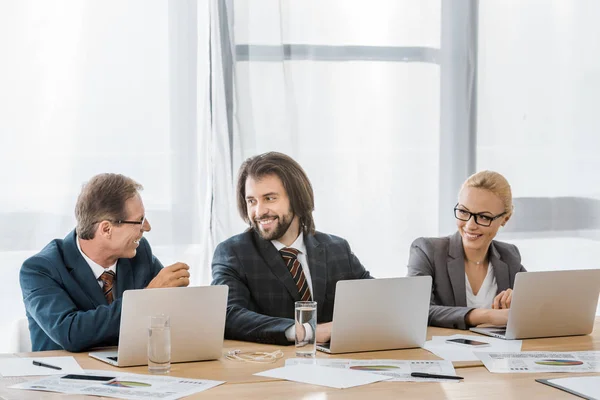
left=1, top=0, right=599, bottom=352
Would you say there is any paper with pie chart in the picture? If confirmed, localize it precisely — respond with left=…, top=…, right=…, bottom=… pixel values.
left=285, top=358, right=459, bottom=382
left=475, top=351, right=600, bottom=373
left=9, top=369, right=225, bottom=400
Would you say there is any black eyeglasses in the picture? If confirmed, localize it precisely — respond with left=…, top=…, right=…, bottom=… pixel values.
left=453, top=204, right=506, bottom=227
left=93, top=216, right=146, bottom=226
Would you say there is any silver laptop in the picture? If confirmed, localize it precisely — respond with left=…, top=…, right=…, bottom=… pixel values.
left=316, top=276, right=431, bottom=354
left=89, top=285, right=228, bottom=367
left=470, top=269, right=600, bottom=340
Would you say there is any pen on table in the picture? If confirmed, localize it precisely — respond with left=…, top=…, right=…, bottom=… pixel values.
left=32, top=360, right=62, bottom=371
left=411, top=372, right=463, bottom=380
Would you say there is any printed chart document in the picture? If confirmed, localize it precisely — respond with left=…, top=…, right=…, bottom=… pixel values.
left=536, top=376, right=600, bottom=400
left=286, top=358, right=460, bottom=382
left=0, top=357, right=84, bottom=377
left=255, top=364, right=392, bottom=389
left=424, top=334, right=522, bottom=362
left=9, top=369, right=224, bottom=400
left=475, top=351, right=600, bottom=373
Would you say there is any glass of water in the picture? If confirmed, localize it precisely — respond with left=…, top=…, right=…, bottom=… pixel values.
left=148, top=314, right=171, bottom=374
left=295, top=301, right=317, bottom=357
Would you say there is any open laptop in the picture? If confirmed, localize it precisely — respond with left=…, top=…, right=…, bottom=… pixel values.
left=89, top=285, right=228, bottom=367
left=470, top=269, right=600, bottom=340
left=316, top=276, right=431, bottom=354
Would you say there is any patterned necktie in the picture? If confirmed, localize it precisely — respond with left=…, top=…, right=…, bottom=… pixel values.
left=99, top=270, right=116, bottom=304
left=279, top=247, right=312, bottom=301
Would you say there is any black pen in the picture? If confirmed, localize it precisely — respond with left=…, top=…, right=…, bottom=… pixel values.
left=32, top=360, right=62, bottom=371
left=411, top=372, right=463, bottom=380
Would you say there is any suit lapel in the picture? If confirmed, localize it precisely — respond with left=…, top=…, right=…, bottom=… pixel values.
left=304, top=234, right=326, bottom=314
left=115, top=258, right=133, bottom=299
left=489, top=241, right=510, bottom=293
left=253, top=231, right=301, bottom=301
left=63, top=230, right=107, bottom=307
left=448, top=232, right=467, bottom=306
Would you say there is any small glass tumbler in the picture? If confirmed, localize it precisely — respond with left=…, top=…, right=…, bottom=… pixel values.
left=148, top=314, right=171, bottom=373
left=295, top=301, right=317, bottom=357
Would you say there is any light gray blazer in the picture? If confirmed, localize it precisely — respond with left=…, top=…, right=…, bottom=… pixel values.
left=407, top=231, right=526, bottom=330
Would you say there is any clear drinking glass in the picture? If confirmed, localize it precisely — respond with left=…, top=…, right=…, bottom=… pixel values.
left=295, top=301, right=317, bottom=357
left=148, top=314, right=171, bottom=373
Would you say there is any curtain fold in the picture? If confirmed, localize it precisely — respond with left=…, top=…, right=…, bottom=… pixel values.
left=230, top=0, right=443, bottom=280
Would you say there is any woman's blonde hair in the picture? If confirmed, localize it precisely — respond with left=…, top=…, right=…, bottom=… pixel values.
left=460, top=170, right=513, bottom=216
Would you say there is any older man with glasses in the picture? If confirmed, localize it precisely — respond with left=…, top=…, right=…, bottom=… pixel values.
left=20, top=173, right=190, bottom=352
left=407, top=170, right=527, bottom=330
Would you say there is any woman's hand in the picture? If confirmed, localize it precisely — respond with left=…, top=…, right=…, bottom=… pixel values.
left=492, top=289, right=513, bottom=309
left=466, top=308, right=509, bottom=327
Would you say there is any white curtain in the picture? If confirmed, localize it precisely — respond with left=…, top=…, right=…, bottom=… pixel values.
left=231, top=0, right=442, bottom=279
left=478, top=0, right=600, bottom=275
left=0, top=0, right=217, bottom=352
left=2, top=0, right=599, bottom=353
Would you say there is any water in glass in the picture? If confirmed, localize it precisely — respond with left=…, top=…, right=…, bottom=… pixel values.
left=295, top=301, right=317, bottom=357
left=148, top=316, right=171, bottom=373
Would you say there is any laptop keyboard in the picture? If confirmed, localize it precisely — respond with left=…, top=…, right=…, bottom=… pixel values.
left=318, top=342, right=331, bottom=350
left=491, top=330, right=507, bottom=335
left=108, top=356, right=118, bottom=362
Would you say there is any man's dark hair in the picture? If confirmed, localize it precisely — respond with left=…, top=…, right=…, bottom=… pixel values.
left=237, top=152, right=315, bottom=235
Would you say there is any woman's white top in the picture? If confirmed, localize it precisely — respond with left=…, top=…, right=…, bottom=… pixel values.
left=465, top=261, right=498, bottom=309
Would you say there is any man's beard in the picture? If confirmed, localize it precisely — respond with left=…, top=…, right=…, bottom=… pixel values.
left=252, top=210, right=295, bottom=241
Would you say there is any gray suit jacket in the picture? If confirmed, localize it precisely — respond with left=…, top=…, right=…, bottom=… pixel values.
left=211, top=229, right=372, bottom=345
left=407, top=231, right=526, bottom=329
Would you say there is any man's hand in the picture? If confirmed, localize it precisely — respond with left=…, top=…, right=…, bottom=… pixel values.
left=147, top=262, right=190, bottom=288
left=316, top=322, right=333, bottom=344
left=492, top=289, right=513, bottom=309
left=295, top=322, right=307, bottom=342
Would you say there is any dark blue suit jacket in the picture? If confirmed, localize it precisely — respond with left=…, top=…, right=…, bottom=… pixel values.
left=20, top=230, right=163, bottom=352
left=211, top=229, right=372, bottom=345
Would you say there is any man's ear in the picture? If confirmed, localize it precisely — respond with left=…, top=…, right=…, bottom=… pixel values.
left=98, top=221, right=112, bottom=238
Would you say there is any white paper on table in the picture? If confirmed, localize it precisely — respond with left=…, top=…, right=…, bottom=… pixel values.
left=9, top=369, right=225, bottom=400
left=423, top=334, right=522, bottom=362
left=255, top=364, right=392, bottom=389
left=285, top=358, right=461, bottom=382
left=0, top=357, right=84, bottom=377
left=475, top=351, right=600, bottom=374
left=541, top=376, right=600, bottom=399
left=577, top=351, right=600, bottom=370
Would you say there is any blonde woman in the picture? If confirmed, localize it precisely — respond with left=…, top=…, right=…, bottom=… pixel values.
left=407, top=171, right=526, bottom=329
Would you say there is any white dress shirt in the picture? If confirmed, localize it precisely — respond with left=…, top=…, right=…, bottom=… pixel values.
left=465, top=261, right=498, bottom=309
left=271, top=233, right=315, bottom=342
left=76, top=237, right=117, bottom=288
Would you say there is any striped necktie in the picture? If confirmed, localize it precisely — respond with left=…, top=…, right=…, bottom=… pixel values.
left=279, top=247, right=312, bottom=301
left=99, top=270, right=116, bottom=304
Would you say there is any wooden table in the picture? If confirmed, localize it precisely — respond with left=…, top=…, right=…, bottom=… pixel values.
left=1, top=317, right=598, bottom=399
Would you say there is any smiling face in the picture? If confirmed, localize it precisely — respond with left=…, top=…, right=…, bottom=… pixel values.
left=456, top=186, right=509, bottom=253
left=245, top=173, right=300, bottom=246
left=108, top=193, right=151, bottom=259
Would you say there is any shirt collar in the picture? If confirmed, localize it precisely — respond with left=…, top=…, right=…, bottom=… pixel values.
left=76, top=236, right=117, bottom=280
left=272, top=231, right=306, bottom=255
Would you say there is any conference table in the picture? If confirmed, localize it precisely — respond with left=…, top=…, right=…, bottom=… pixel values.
left=1, top=317, right=598, bottom=399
